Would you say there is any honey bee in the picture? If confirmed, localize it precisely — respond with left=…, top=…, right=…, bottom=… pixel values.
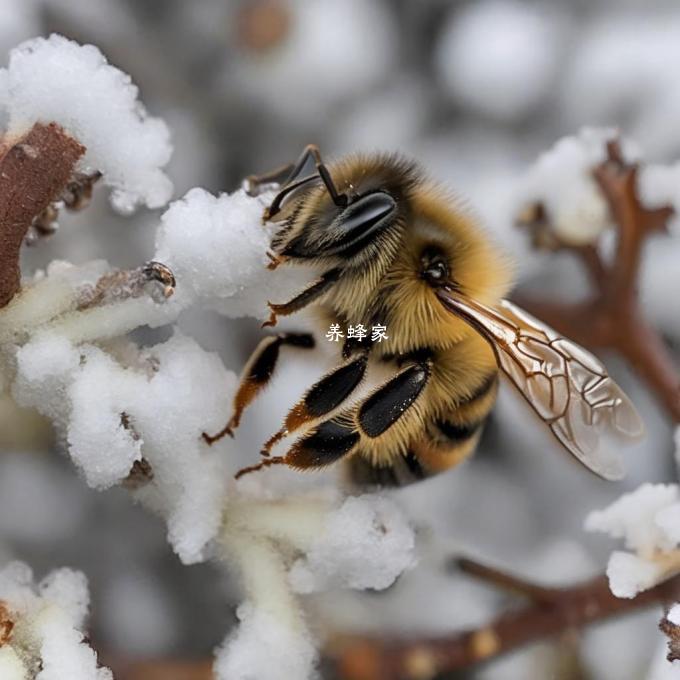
left=203, top=145, right=644, bottom=485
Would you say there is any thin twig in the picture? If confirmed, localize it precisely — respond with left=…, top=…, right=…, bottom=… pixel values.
left=0, top=123, right=85, bottom=308
left=328, top=568, right=680, bottom=680
left=111, top=567, right=680, bottom=680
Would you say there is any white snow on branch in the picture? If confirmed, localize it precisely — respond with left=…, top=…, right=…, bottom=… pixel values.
left=585, top=484, right=680, bottom=598
left=216, top=492, right=417, bottom=679
left=289, top=495, right=416, bottom=594
left=0, top=562, right=111, bottom=680
left=2, top=34, right=173, bottom=212
left=514, top=127, right=633, bottom=246
left=153, top=188, right=312, bottom=320
left=14, top=332, right=235, bottom=564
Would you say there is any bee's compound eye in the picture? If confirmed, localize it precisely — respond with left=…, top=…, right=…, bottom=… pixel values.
left=420, top=248, right=449, bottom=285
left=426, top=262, right=446, bottom=279
left=340, top=192, right=396, bottom=238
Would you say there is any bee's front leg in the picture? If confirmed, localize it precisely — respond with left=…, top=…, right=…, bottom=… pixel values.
left=262, top=267, right=342, bottom=327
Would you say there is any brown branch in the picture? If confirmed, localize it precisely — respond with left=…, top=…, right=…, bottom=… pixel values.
left=0, top=123, right=85, bottom=308
left=109, top=564, right=680, bottom=680
left=516, top=140, right=680, bottom=422
left=660, top=608, right=680, bottom=663
left=0, top=601, right=13, bottom=647
left=456, top=557, right=561, bottom=606
left=112, top=659, right=213, bottom=680
left=328, top=567, right=680, bottom=680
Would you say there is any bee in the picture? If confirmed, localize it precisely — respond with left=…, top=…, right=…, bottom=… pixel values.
left=203, top=145, right=644, bottom=485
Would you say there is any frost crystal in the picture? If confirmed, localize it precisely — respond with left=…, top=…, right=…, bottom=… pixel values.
left=2, top=34, right=173, bottom=211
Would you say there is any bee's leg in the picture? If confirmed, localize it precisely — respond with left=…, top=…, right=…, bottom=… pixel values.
left=262, top=267, right=342, bottom=327
left=202, top=332, right=315, bottom=445
left=246, top=358, right=430, bottom=472
left=235, top=417, right=360, bottom=479
left=261, top=351, right=369, bottom=455
left=355, top=358, right=432, bottom=438
left=243, top=162, right=296, bottom=196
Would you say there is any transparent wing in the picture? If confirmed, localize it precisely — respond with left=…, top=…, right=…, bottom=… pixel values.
left=436, top=288, right=645, bottom=480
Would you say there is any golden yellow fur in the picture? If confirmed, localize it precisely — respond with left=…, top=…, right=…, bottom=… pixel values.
left=302, top=157, right=512, bottom=479
left=255, top=151, right=514, bottom=483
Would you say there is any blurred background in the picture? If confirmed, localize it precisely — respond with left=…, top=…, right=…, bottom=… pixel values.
left=2, top=0, right=680, bottom=678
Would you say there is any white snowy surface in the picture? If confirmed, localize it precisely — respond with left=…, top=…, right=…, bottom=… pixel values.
left=214, top=604, right=318, bottom=680
left=1, top=34, right=173, bottom=212
left=513, top=128, right=629, bottom=245
left=14, top=332, right=235, bottom=564
left=289, top=495, right=416, bottom=594
left=0, top=562, right=111, bottom=680
left=154, top=188, right=312, bottom=320
left=668, top=603, right=680, bottom=626
left=586, top=484, right=680, bottom=597
left=215, top=492, right=416, bottom=679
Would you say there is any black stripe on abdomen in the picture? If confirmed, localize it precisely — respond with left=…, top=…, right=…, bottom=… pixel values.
left=436, top=419, right=483, bottom=442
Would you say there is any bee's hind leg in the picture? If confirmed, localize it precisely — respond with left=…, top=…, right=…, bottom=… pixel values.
left=236, top=417, right=360, bottom=479
left=202, top=332, right=315, bottom=445
left=261, top=350, right=370, bottom=456
left=245, top=356, right=432, bottom=480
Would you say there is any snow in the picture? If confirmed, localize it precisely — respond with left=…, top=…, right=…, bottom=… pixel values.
left=0, top=647, right=28, bottom=680
left=585, top=484, right=680, bottom=554
left=436, top=1, right=560, bottom=121
left=606, top=551, right=668, bottom=599
left=216, top=491, right=416, bottom=679
left=639, top=162, right=680, bottom=216
left=214, top=604, right=318, bottom=680
left=14, top=332, right=235, bottom=564
left=0, top=562, right=111, bottom=680
left=289, top=495, right=416, bottom=594
left=513, top=128, right=629, bottom=245
left=154, top=188, right=312, bottom=319
left=2, top=34, right=173, bottom=212
left=586, top=484, right=680, bottom=597
left=668, top=604, right=680, bottom=626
